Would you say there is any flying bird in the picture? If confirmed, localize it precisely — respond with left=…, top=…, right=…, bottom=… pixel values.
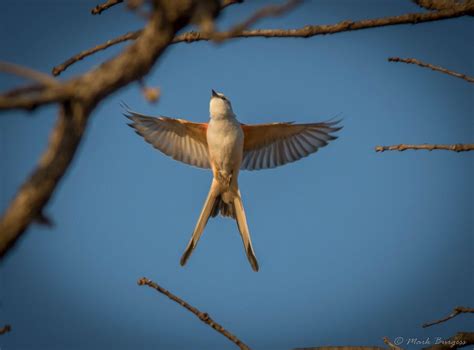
left=124, top=90, right=341, bottom=271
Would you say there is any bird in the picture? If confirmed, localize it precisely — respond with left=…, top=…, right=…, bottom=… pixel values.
left=124, top=90, right=341, bottom=271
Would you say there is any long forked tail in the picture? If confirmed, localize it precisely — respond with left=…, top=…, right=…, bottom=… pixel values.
left=180, top=182, right=219, bottom=267
left=234, top=190, right=259, bottom=272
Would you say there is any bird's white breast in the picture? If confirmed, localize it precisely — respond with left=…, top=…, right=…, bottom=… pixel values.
left=207, top=117, right=244, bottom=174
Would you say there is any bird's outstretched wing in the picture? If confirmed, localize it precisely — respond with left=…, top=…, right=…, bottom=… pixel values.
left=124, top=107, right=210, bottom=169
left=241, top=120, right=342, bottom=170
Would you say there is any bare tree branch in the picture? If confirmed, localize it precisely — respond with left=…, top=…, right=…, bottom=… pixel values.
left=0, top=101, right=90, bottom=256
left=375, top=144, right=474, bottom=152
left=423, top=332, right=474, bottom=350
left=53, top=0, right=242, bottom=76
left=0, top=324, right=11, bottom=335
left=212, top=0, right=301, bottom=42
left=0, top=84, right=74, bottom=110
left=423, top=306, right=474, bottom=328
left=0, top=0, right=205, bottom=258
left=388, top=57, right=474, bottom=83
left=412, top=0, right=469, bottom=11
left=91, top=0, right=123, bottom=15
left=137, top=277, right=251, bottom=350
left=51, top=31, right=141, bottom=76
left=0, top=61, right=58, bottom=87
left=53, top=2, right=474, bottom=75
left=173, top=3, right=474, bottom=42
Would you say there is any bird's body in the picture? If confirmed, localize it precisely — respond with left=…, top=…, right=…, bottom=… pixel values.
left=125, top=90, right=341, bottom=271
left=207, top=111, right=243, bottom=190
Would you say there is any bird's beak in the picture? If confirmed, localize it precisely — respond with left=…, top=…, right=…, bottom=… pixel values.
left=211, top=89, right=218, bottom=97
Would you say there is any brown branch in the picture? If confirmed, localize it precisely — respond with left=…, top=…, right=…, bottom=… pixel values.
left=0, top=1, right=202, bottom=257
left=0, top=84, right=74, bottom=110
left=388, top=57, right=474, bottom=83
left=137, top=277, right=251, bottom=350
left=0, top=324, right=11, bottom=335
left=412, top=0, right=466, bottom=11
left=51, top=31, right=141, bottom=76
left=0, top=101, right=90, bottom=256
left=52, top=2, right=474, bottom=76
left=423, top=332, right=474, bottom=350
left=173, top=3, right=474, bottom=42
left=375, top=144, right=474, bottom=152
left=0, top=61, right=58, bottom=87
left=0, top=61, right=73, bottom=110
left=91, top=0, right=123, bottom=15
left=212, top=0, right=301, bottom=42
left=423, top=306, right=474, bottom=328
left=53, top=0, right=238, bottom=76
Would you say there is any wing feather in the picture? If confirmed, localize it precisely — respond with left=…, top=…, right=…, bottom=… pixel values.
left=241, top=120, right=342, bottom=170
left=124, top=107, right=210, bottom=169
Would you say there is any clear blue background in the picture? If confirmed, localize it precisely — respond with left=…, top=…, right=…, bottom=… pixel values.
left=0, top=1, right=473, bottom=349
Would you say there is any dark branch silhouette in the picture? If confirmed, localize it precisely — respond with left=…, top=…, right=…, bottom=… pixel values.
left=375, top=144, right=474, bottom=152
left=137, top=277, right=251, bottom=350
left=0, top=324, right=11, bottom=335
left=388, top=57, right=474, bottom=83
left=91, top=0, right=123, bottom=15
left=423, top=307, right=474, bottom=328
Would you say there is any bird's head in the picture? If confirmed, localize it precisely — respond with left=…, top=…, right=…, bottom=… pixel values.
left=210, top=89, right=234, bottom=119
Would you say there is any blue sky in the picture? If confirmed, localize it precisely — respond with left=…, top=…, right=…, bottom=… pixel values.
left=0, top=1, right=473, bottom=349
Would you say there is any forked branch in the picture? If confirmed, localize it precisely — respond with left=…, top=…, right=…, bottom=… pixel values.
left=0, top=0, right=202, bottom=258
left=52, top=2, right=474, bottom=75
left=137, top=277, right=251, bottom=350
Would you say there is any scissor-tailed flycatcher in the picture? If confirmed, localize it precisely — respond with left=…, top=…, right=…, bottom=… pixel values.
left=125, top=90, right=341, bottom=271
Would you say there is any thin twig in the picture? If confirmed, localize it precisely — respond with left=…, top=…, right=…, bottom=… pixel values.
left=0, top=61, right=58, bottom=86
left=0, top=324, right=11, bottom=335
left=53, top=3, right=474, bottom=76
left=91, top=0, right=123, bottom=15
left=423, top=332, right=474, bottom=350
left=212, top=0, right=302, bottom=42
left=388, top=57, right=474, bottom=83
left=423, top=306, right=474, bottom=328
left=52, top=31, right=141, bottom=76
left=375, top=144, right=474, bottom=152
left=137, top=277, right=251, bottom=350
